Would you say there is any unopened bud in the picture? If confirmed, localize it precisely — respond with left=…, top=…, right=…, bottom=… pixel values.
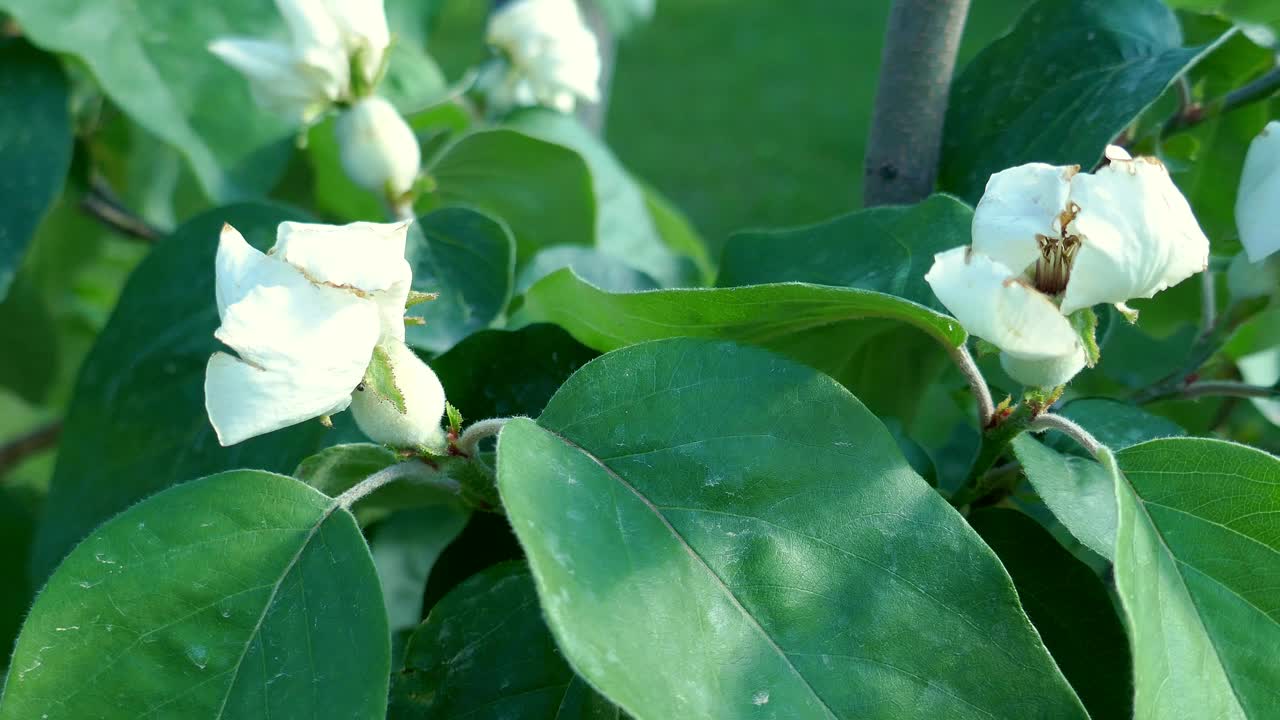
left=350, top=340, right=447, bottom=452
left=335, top=95, right=422, bottom=200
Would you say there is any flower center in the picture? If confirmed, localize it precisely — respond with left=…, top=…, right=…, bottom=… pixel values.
left=1033, top=204, right=1082, bottom=296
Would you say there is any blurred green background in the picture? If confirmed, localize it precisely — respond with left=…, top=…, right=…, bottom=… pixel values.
left=430, top=0, right=1032, bottom=252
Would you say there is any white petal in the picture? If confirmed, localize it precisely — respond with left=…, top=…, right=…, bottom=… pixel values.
left=334, top=96, right=422, bottom=197
left=487, top=0, right=601, bottom=110
left=273, top=219, right=413, bottom=340
left=1104, top=144, right=1132, bottom=162
left=972, top=163, right=1077, bottom=276
left=1237, top=121, right=1280, bottom=263
left=215, top=224, right=299, bottom=318
left=350, top=340, right=447, bottom=451
left=1062, top=155, right=1209, bottom=314
left=924, top=246, right=1082, bottom=360
left=276, top=0, right=342, bottom=52
left=209, top=37, right=338, bottom=118
left=207, top=272, right=381, bottom=445
left=324, top=0, right=390, bottom=62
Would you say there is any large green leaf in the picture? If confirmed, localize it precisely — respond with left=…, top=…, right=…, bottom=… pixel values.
left=389, top=562, right=620, bottom=719
left=506, top=108, right=696, bottom=287
left=516, top=269, right=965, bottom=421
left=0, top=40, right=71, bottom=301
left=970, top=509, right=1132, bottom=720
left=941, top=0, right=1210, bottom=202
left=371, top=505, right=470, bottom=636
left=0, top=273, right=59, bottom=404
left=405, top=207, right=515, bottom=354
left=497, top=338, right=1086, bottom=719
left=30, top=205, right=355, bottom=583
left=1115, top=438, right=1280, bottom=719
left=1164, top=0, right=1280, bottom=29
left=0, top=486, right=37, bottom=668
left=427, top=129, right=595, bottom=265
left=0, top=470, right=389, bottom=719
left=718, top=194, right=970, bottom=312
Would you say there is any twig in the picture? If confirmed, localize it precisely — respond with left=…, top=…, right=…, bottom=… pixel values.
left=1200, top=271, right=1217, bottom=336
left=80, top=184, right=161, bottom=242
left=1163, top=65, right=1280, bottom=138
left=455, top=417, right=512, bottom=458
left=863, top=0, right=972, bottom=206
left=335, top=459, right=460, bottom=510
left=1028, top=413, right=1104, bottom=460
left=1178, top=380, right=1278, bottom=401
left=0, top=420, right=63, bottom=478
left=946, top=342, right=994, bottom=428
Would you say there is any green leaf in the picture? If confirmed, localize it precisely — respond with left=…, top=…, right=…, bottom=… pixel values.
left=30, top=205, right=350, bottom=583
left=1164, top=0, right=1280, bottom=30
left=497, top=338, right=1087, bottom=718
left=405, top=207, right=515, bottom=354
left=307, top=115, right=386, bottom=222
left=941, top=0, right=1210, bottom=202
left=427, top=129, right=595, bottom=265
left=641, top=182, right=714, bottom=284
left=0, top=40, right=72, bottom=301
left=364, top=344, right=409, bottom=413
left=516, top=269, right=965, bottom=422
left=431, top=324, right=599, bottom=420
left=970, top=508, right=1132, bottom=720
left=0, top=273, right=58, bottom=404
left=0, top=470, right=389, bottom=719
left=389, top=562, right=621, bottom=719
left=371, top=505, right=470, bottom=635
left=506, top=109, right=697, bottom=287
left=718, top=194, right=971, bottom=312
left=1053, top=398, right=1186, bottom=454
left=1115, top=438, right=1280, bottom=719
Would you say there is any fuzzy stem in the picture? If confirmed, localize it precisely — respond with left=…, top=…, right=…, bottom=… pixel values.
left=335, top=460, right=460, bottom=510
left=1028, top=413, right=1104, bottom=460
left=863, top=0, right=971, bottom=206
left=0, top=420, right=63, bottom=479
left=946, top=342, right=995, bottom=428
left=455, top=418, right=513, bottom=458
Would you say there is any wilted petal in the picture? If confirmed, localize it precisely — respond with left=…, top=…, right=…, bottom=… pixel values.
left=1062, top=155, right=1209, bottom=314
left=972, top=163, right=1077, bottom=276
left=925, top=247, right=1082, bottom=361
left=206, top=269, right=381, bottom=446
left=1237, top=121, right=1280, bottom=263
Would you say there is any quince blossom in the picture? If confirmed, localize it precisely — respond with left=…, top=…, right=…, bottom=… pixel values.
left=926, top=146, right=1209, bottom=388
left=1237, top=121, right=1280, bottom=263
left=209, top=0, right=391, bottom=121
left=335, top=95, right=422, bottom=199
left=486, top=0, right=602, bottom=113
left=204, top=221, right=446, bottom=451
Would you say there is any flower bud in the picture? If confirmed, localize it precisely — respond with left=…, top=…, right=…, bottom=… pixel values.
left=350, top=339, right=447, bottom=453
left=335, top=95, right=421, bottom=199
left=999, top=348, right=1088, bottom=390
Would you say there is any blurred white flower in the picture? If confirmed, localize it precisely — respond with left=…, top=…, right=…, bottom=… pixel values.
left=1237, top=120, right=1280, bottom=263
left=486, top=0, right=601, bottom=113
left=209, top=0, right=391, bottom=122
left=335, top=95, right=422, bottom=199
left=926, top=146, right=1209, bottom=387
left=205, top=220, right=445, bottom=449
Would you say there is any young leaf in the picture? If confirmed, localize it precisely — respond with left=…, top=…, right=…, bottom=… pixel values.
left=1114, top=438, right=1280, bottom=719
left=497, top=338, right=1087, bottom=718
left=940, top=0, right=1212, bottom=202
left=389, top=562, right=620, bottom=719
left=0, top=470, right=390, bottom=719
left=364, top=345, right=408, bottom=414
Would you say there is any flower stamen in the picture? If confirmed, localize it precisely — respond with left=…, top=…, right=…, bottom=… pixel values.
left=1034, top=233, right=1080, bottom=295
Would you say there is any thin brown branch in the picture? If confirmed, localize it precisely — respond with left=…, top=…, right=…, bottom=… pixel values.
left=1163, top=65, right=1280, bottom=138
left=0, top=420, right=63, bottom=479
left=864, top=0, right=972, bottom=206
left=80, top=183, right=161, bottom=243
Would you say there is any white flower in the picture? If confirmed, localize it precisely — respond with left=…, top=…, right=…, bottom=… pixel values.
left=926, top=146, right=1209, bottom=387
left=209, top=0, right=391, bottom=122
left=205, top=220, right=446, bottom=447
left=335, top=96, right=422, bottom=199
left=1237, top=121, right=1280, bottom=263
left=486, top=0, right=601, bottom=113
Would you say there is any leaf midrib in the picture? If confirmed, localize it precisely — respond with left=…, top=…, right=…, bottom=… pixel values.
left=541, top=426, right=840, bottom=720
